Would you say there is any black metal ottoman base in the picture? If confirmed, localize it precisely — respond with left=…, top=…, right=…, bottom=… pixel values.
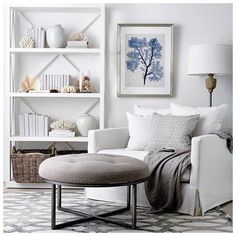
left=50, top=184, right=138, bottom=230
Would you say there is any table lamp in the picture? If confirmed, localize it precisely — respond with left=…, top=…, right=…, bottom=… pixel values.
left=188, top=44, right=232, bottom=107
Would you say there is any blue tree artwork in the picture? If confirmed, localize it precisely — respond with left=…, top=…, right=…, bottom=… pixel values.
left=126, top=37, right=164, bottom=85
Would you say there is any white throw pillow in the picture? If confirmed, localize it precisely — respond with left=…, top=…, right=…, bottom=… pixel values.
left=126, top=112, right=152, bottom=150
left=170, top=103, right=228, bottom=136
left=134, top=105, right=171, bottom=116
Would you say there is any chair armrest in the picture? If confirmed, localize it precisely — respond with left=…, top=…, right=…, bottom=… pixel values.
left=190, top=134, right=232, bottom=211
left=88, top=127, right=129, bottom=153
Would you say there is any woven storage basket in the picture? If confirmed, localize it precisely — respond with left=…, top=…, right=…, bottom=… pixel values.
left=11, top=147, right=56, bottom=183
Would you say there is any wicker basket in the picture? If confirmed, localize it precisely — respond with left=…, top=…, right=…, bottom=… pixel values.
left=11, top=147, right=56, bottom=183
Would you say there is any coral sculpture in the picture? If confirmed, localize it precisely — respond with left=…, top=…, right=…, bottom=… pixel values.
left=61, top=86, right=77, bottom=93
left=79, top=76, right=92, bottom=92
left=19, top=75, right=40, bottom=92
left=19, top=36, right=35, bottom=48
left=69, top=32, right=87, bottom=41
left=50, top=120, right=76, bottom=130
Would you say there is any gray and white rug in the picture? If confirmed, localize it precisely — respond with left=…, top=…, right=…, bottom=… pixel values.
left=3, top=190, right=232, bottom=233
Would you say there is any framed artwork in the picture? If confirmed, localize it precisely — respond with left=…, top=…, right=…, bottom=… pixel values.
left=117, top=24, right=173, bottom=96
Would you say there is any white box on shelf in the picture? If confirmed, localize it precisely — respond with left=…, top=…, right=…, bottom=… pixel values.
left=44, top=116, right=49, bottom=136
left=66, top=41, right=88, bottom=48
left=24, top=113, right=29, bottom=136
left=38, top=115, right=45, bottom=136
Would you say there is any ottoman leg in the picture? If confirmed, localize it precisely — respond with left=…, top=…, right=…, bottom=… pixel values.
left=51, top=184, right=56, bottom=230
left=132, top=184, right=137, bottom=229
left=57, top=185, right=61, bottom=209
left=127, top=185, right=131, bottom=209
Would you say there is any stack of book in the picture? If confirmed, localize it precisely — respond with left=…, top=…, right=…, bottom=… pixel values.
left=40, top=74, right=70, bottom=91
left=27, top=27, right=46, bottom=48
left=49, top=130, right=75, bottom=137
left=19, top=113, right=49, bottom=136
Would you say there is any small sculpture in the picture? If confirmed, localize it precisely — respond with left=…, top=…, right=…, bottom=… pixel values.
left=79, top=75, right=92, bottom=92
left=19, top=75, right=40, bottom=92
left=19, top=36, right=35, bottom=48
left=50, top=120, right=76, bottom=130
left=61, top=86, right=76, bottom=93
left=68, top=32, right=87, bottom=41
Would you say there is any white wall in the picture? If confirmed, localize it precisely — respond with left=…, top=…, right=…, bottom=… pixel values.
left=105, top=3, right=232, bottom=128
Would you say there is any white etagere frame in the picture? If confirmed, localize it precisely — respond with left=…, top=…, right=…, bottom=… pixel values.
left=4, top=4, right=105, bottom=188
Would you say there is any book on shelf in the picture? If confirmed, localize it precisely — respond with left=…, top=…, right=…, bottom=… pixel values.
left=24, top=113, right=29, bottom=136
left=19, top=113, right=49, bottom=137
left=27, top=27, right=45, bottom=48
left=40, top=74, right=71, bottom=91
left=19, top=114, right=24, bottom=136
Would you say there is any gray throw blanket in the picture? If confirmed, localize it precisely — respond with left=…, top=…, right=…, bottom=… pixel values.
left=144, top=129, right=233, bottom=214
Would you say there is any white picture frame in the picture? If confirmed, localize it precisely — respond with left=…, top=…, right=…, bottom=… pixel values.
left=117, top=24, right=173, bottom=96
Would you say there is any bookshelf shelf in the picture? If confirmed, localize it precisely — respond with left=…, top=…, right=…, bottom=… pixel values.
left=10, top=136, right=88, bottom=142
left=9, top=48, right=101, bottom=54
left=10, top=92, right=101, bottom=98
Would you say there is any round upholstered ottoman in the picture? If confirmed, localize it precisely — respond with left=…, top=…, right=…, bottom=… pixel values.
left=39, top=153, right=150, bottom=230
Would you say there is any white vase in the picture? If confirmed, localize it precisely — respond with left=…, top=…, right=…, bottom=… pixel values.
left=76, top=114, right=97, bottom=136
left=46, top=24, right=66, bottom=48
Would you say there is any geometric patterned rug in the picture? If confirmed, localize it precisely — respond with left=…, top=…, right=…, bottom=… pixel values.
left=3, top=190, right=233, bottom=233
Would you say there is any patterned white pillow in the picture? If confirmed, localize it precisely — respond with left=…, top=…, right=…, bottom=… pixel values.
left=170, top=103, right=228, bottom=136
left=145, top=113, right=200, bottom=151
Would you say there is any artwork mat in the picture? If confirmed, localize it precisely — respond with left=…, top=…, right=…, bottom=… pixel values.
left=117, top=24, right=173, bottom=96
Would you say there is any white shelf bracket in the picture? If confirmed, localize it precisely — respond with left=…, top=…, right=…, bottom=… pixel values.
left=16, top=11, right=35, bottom=28
left=84, top=99, right=99, bottom=114
left=46, top=141, right=73, bottom=150
left=81, top=14, right=101, bottom=33
left=60, top=54, right=80, bottom=73
left=19, top=98, right=37, bottom=114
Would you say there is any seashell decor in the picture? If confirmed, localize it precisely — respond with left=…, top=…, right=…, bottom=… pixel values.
left=61, top=86, right=77, bottom=93
left=68, top=32, right=87, bottom=41
left=19, top=75, right=40, bottom=92
left=50, top=120, right=76, bottom=130
left=19, top=36, right=35, bottom=48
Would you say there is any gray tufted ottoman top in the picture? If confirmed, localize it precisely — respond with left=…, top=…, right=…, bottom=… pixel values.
left=39, top=153, right=150, bottom=186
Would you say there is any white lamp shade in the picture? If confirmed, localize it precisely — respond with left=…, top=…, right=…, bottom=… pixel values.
left=188, top=44, right=232, bottom=75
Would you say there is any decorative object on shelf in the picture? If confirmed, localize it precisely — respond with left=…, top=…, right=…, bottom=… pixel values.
left=49, top=130, right=75, bottom=137
left=61, top=86, right=76, bottom=93
left=78, top=70, right=92, bottom=92
left=50, top=120, right=76, bottom=130
left=50, top=120, right=76, bottom=137
left=188, top=44, right=232, bottom=107
left=67, top=31, right=88, bottom=48
left=40, top=74, right=70, bottom=91
left=50, top=89, right=58, bottom=93
left=69, top=32, right=87, bottom=41
left=46, top=24, right=66, bottom=48
left=19, top=36, right=35, bottom=48
left=76, top=114, right=97, bottom=136
left=27, top=27, right=46, bottom=48
left=117, top=24, right=173, bottom=96
left=19, top=75, right=40, bottom=92
left=19, top=113, right=49, bottom=137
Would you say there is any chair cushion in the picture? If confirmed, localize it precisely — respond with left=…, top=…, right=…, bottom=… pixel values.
left=39, top=153, right=150, bottom=185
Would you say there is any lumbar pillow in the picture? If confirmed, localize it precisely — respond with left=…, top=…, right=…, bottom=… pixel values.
left=134, top=105, right=171, bottom=116
left=170, top=103, right=228, bottom=136
left=126, top=112, right=153, bottom=150
left=145, top=113, right=200, bottom=152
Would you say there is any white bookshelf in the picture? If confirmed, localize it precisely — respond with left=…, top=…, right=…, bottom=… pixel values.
left=4, top=4, right=105, bottom=188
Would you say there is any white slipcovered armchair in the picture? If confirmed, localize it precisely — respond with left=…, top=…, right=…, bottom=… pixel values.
left=86, top=127, right=232, bottom=216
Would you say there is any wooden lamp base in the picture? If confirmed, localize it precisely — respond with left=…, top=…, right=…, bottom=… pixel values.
left=205, top=73, right=217, bottom=107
